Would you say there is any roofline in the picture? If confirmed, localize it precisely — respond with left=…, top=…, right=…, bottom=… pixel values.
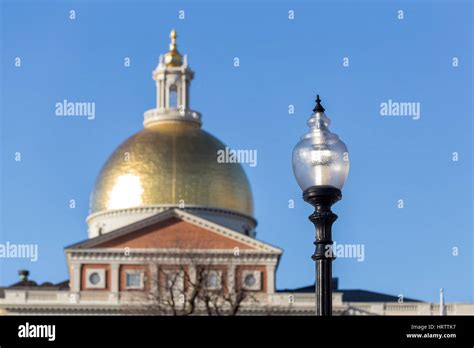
left=65, top=208, right=283, bottom=254
left=66, top=248, right=279, bottom=255
left=276, top=287, right=421, bottom=302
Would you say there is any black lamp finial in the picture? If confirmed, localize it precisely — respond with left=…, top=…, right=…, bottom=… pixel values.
left=313, top=94, right=326, bottom=113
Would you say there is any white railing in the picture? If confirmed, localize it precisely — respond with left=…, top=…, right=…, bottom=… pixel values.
left=26, top=292, right=58, bottom=301
left=385, top=304, right=419, bottom=313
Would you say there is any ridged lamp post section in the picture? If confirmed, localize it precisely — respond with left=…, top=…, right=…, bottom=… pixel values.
left=292, top=95, right=350, bottom=316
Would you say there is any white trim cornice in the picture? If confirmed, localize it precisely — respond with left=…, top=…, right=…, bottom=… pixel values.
left=66, top=250, right=279, bottom=265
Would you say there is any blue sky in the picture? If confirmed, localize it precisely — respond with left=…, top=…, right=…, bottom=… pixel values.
left=1, top=0, right=472, bottom=303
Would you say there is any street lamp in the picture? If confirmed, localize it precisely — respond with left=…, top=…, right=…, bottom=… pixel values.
left=292, top=95, right=350, bottom=316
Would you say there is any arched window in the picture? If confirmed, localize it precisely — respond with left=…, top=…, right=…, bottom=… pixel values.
left=169, top=85, right=178, bottom=108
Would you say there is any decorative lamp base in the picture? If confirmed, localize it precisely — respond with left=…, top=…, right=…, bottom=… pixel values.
left=303, top=185, right=342, bottom=316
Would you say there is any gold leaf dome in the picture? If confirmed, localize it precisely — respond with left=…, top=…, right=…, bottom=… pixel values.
left=90, top=121, right=254, bottom=217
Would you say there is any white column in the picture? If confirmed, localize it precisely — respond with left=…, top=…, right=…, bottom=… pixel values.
left=157, top=80, right=161, bottom=108
left=71, top=263, right=81, bottom=292
left=150, top=263, right=159, bottom=297
left=228, top=264, right=236, bottom=292
left=188, top=264, right=196, bottom=284
left=109, top=263, right=120, bottom=303
left=111, top=264, right=119, bottom=293
left=160, top=78, right=166, bottom=109
left=187, top=264, right=197, bottom=297
left=266, top=264, right=275, bottom=294
left=181, top=73, right=187, bottom=110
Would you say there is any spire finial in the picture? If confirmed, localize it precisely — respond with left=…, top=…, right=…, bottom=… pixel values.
left=313, top=94, right=326, bottom=113
left=170, top=29, right=178, bottom=51
left=164, top=29, right=183, bottom=67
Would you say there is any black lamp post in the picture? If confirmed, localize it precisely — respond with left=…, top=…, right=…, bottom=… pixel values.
left=292, top=95, right=349, bottom=316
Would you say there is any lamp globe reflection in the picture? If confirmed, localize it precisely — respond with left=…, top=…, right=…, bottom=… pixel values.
left=292, top=95, right=349, bottom=317
left=292, top=95, right=349, bottom=190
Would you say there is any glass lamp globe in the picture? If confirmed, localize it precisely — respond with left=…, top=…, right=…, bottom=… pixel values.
left=292, top=95, right=349, bottom=191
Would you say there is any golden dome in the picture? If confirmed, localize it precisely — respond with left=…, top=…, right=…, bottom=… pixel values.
left=90, top=121, right=254, bottom=217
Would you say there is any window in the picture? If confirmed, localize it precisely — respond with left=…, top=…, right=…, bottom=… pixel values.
left=125, top=271, right=144, bottom=290
left=244, top=274, right=256, bottom=287
left=205, top=271, right=222, bottom=290
left=169, top=85, right=178, bottom=108
left=89, top=272, right=101, bottom=285
left=241, top=271, right=261, bottom=291
left=85, top=268, right=106, bottom=289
